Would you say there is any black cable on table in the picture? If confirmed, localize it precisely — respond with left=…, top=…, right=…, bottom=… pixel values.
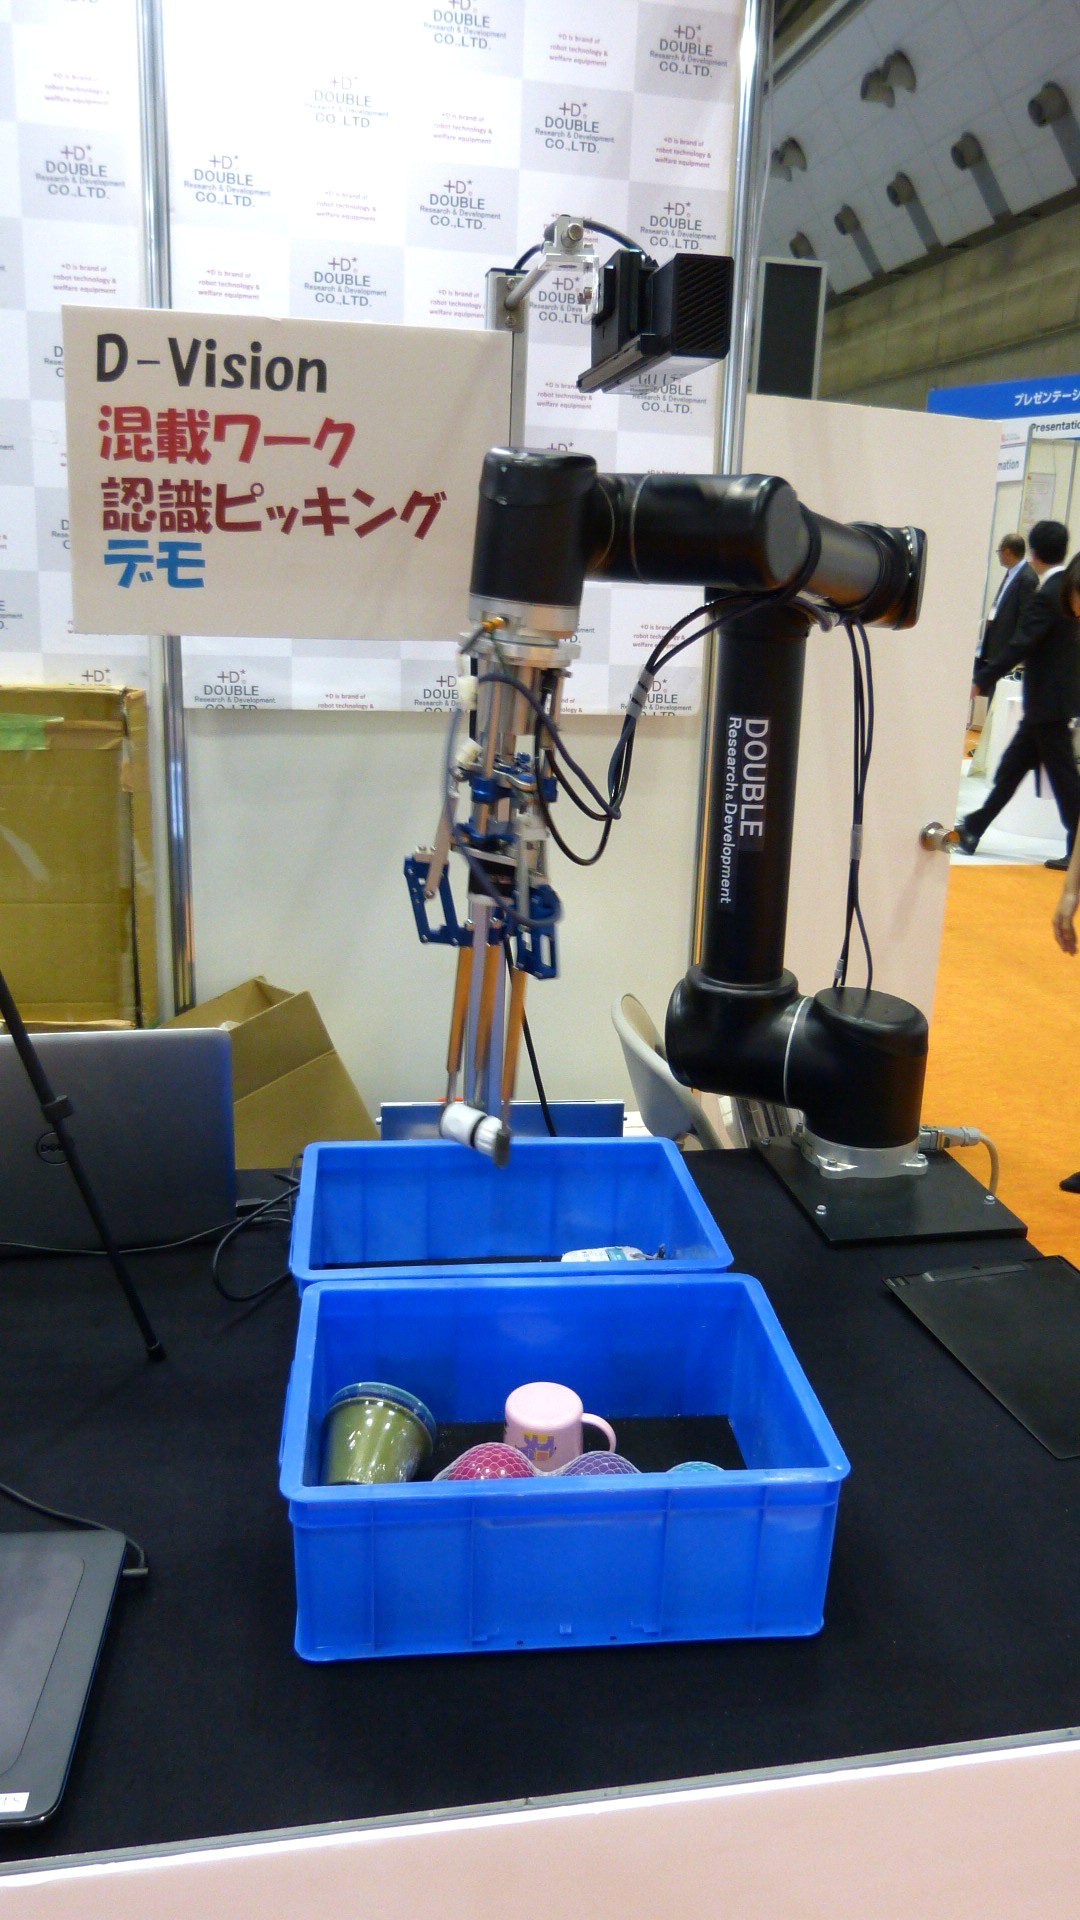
left=210, top=1172, right=299, bottom=1306
left=0, top=1477, right=149, bottom=1581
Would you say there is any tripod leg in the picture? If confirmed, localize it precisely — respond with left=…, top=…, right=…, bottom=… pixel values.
left=0, top=966, right=165, bottom=1361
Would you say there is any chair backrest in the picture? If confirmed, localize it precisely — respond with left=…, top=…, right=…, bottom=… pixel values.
left=611, top=994, right=724, bottom=1150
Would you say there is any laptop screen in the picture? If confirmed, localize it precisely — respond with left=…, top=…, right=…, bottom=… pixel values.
left=0, top=1529, right=126, bottom=1827
left=0, top=1028, right=235, bottom=1252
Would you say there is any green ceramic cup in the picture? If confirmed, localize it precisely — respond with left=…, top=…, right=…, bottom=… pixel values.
left=321, top=1382, right=436, bottom=1485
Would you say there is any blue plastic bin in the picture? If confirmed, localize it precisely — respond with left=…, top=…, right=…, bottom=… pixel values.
left=279, top=1271, right=849, bottom=1660
left=288, top=1137, right=732, bottom=1290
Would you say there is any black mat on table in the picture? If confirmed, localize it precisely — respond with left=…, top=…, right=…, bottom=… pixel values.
left=885, top=1255, right=1080, bottom=1458
left=1, top=1148, right=1077, bottom=1867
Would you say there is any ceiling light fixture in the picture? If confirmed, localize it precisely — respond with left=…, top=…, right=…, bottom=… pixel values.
left=833, top=205, right=884, bottom=277
left=770, top=137, right=808, bottom=181
left=950, top=131, right=984, bottom=169
left=950, top=131, right=1011, bottom=222
left=1028, top=82, right=1068, bottom=127
left=860, top=68, right=894, bottom=107
left=860, top=54, right=915, bottom=109
left=886, top=173, right=941, bottom=253
left=882, top=52, right=916, bottom=94
left=1028, top=82, right=1080, bottom=184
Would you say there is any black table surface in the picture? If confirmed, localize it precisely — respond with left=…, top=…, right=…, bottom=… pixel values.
left=2, top=1149, right=1078, bottom=1868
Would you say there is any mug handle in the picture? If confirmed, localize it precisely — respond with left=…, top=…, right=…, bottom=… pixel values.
left=582, top=1412, right=617, bottom=1452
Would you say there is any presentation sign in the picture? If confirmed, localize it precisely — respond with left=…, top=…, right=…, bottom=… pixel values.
left=928, top=374, right=1080, bottom=421
left=64, top=305, right=510, bottom=644
left=929, top=373, right=1080, bottom=476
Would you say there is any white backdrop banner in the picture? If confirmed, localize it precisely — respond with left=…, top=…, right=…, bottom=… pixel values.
left=0, top=0, right=147, bottom=693
left=64, top=306, right=511, bottom=708
left=1, top=0, right=741, bottom=712
left=158, top=0, right=739, bottom=714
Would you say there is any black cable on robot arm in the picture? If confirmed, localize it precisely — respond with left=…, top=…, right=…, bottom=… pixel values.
left=600, top=599, right=725, bottom=812
left=582, top=220, right=649, bottom=254
left=854, top=620, right=876, bottom=987
left=533, top=602, right=738, bottom=862
left=833, top=618, right=876, bottom=991
left=586, top=569, right=831, bottom=855
left=853, top=625, right=868, bottom=783
left=537, top=777, right=614, bottom=867
left=833, top=637, right=860, bottom=989
left=534, top=681, right=610, bottom=826
left=479, top=671, right=623, bottom=822
left=532, top=695, right=615, bottom=866
left=460, top=574, right=827, bottom=882
left=598, top=594, right=768, bottom=831
left=492, top=593, right=771, bottom=844
left=834, top=626, right=864, bottom=988
left=499, top=936, right=559, bottom=1136
left=603, top=592, right=767, bottom=805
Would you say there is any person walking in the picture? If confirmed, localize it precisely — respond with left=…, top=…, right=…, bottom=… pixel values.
left=974, top=533, right=1037, bottom=682
left=956, top=521, right=1080, bottom=869
left=1044, top=556, right=1080, bottom=1192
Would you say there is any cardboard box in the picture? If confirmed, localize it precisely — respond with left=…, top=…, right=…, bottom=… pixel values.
left=0, top=686, right=156, bottom=1027
left=165, top=977, right=377, bottom=1169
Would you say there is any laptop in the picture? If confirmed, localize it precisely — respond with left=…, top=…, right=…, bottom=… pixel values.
left=0, top=1529, right=125, bottom=1827
left=0, top=1028, right=235, bottom=1252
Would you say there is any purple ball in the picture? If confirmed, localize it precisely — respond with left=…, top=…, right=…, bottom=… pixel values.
left=558, top=1452, right=640, bottom=1476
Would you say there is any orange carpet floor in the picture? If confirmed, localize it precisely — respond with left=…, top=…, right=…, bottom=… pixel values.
left=924, top=863, right=1080, bottom=1260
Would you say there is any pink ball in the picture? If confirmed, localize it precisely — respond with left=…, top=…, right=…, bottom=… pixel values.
left=441, top=1443, right=537, bottom=1481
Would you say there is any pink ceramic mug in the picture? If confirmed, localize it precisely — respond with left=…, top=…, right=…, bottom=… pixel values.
left=504, top=1381, right=616, bottom=1473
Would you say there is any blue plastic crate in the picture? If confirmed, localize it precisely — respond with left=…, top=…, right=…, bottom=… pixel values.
left=289, top=1137, right=732, bottom=1290
left=279, top=1271, right=849, bottom=1660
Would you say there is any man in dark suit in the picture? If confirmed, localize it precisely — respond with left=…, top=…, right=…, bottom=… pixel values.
left=974, top=533, right=1037, bottom=681
left=956, top=520, right=1080, bottom=868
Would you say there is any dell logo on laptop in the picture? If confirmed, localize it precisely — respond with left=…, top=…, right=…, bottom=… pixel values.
left=35, top=1131, right=66, bottom=1165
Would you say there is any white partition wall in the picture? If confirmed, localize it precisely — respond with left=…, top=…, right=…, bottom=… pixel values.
left=742, top=393, right=1001, bottom=1024
left=184, top=395, right=999, bottom=1113
left=7, top=1734, right=1080, bottom=1919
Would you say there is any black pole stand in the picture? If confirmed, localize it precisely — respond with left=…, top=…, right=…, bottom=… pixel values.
left=0, top=965, right=165, bottom=1361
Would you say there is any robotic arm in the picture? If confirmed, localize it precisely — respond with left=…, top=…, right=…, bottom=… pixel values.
left=406, top=446, right=929, bottom=1175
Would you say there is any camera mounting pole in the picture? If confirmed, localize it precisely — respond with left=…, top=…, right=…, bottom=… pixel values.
left=485, top=215, right=601, bottom=445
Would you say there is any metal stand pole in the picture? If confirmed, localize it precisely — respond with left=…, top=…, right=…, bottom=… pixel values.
left=0, top=965, right=164, bottom=1359
left=485, top=268, right=529, bottom=445
left=690, top=0, right=775, bottom=1147
left=692, top=0, right=774, bottom=969
left=136, top=0, right=196, bottom=1013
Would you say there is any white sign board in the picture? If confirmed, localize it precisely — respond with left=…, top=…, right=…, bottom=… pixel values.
left=1029, top=411, right=1080, bottom=442
left=63, top=306, right=510, bottom=644
left=996, top=421, right=1029, bottom=481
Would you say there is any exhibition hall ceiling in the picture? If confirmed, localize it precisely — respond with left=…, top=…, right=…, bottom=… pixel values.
left=761, top=0, right=1080, bottom=294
